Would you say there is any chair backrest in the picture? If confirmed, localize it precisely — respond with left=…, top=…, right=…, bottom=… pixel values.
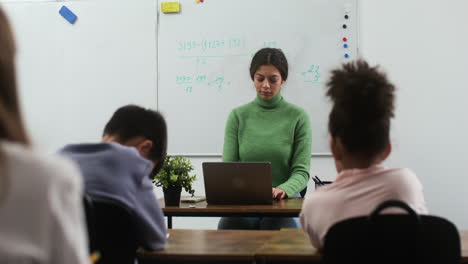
left=323, top=200, right=461, bottom=264
left=83, top=197, right=138, bottom=264
left=83, top=195, right=98, bottom=253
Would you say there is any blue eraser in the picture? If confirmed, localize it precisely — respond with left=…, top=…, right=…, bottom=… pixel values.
left=59, top=6, right=77, bottom=24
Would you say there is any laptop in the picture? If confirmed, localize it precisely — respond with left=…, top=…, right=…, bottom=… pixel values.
left=202, top=162, right=272, bottom=205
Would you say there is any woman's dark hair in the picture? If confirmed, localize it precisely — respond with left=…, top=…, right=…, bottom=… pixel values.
left=103, top=105, right=167, bottom=176
left=326, top=60, right=395, bottom=157
left=250, top=48, right=288, bottom=81
left=0, top=7, right=29, bottom=146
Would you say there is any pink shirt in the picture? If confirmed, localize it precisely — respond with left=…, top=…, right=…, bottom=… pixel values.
left=300, top=165, right=428, bottom=249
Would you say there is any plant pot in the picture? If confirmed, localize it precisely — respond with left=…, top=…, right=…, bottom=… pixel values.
left=163, top=186, right=182, bottom=206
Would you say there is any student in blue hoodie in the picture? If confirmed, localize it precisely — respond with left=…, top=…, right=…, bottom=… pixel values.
left=60, top=105, right=168, bottom=250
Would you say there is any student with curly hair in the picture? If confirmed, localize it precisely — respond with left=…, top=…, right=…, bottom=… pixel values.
left=300, top=60, right=428, bottom=249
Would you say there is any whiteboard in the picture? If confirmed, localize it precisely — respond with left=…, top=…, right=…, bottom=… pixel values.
left=4, top=0, right=158, bottom=152
left=158, top=0, right=358, bottom=155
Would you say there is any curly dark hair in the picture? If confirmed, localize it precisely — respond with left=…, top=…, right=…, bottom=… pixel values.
left=250, top=48, right=288, bottom=81
left=326, top=60, right=395, bottom=157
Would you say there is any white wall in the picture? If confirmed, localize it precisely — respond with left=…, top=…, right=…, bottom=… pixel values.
left=4, top=0, right=158, bottom=152
left=359, top=0, right=468, bottom=227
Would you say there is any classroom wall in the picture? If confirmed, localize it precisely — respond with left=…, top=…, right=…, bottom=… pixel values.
left=359, top=0, right=468, bottom=228
left=5, top=0, right=158, bottom=152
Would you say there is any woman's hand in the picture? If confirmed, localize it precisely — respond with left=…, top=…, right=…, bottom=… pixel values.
left=272, top=188, right=287, bottom=200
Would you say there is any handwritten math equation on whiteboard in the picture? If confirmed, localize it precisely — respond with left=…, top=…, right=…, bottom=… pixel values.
left=173, top=37, right=322, bottom=94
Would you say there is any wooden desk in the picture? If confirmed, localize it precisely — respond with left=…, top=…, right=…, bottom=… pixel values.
left=159, top=197, right=303, bottom=228
left=258, top=229, right=468, bottom=264
left=139, top=229, right=468, bottom=264
left=256, top=228, right=319, bottom=263
left=138, top=229, right=276, bottom=264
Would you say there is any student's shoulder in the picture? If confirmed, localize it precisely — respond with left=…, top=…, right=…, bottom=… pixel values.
left=64, top=142, right=141, bottom=160
left=105, top=143, right=153, bottom=174
left=2, top=141, right=82, bottom=188
left=303, top=186, right=340, bottom=209
left=378, top=167, right=423, bottom=189
left=380, top=167, right=418, bottom=181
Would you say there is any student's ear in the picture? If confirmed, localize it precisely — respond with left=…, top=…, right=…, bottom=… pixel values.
left=136, top=139, right=153, bottom=159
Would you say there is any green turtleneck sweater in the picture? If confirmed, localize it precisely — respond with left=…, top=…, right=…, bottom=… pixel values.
left=222, top=92, right=312, bottom=197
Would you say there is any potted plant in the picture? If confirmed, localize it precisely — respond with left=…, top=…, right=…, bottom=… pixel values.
left=152, top=155, right=196, bottom=206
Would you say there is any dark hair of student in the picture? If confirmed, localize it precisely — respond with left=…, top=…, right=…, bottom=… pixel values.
left=250, top=48, right=288, bottom=81
left=326, top=60, right=395, bottom=158
left=0, top=8, right=30, bottom=146
left=103, top=105, right=168, bottom=176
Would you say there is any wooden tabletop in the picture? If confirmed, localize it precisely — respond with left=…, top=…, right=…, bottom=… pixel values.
left=139, top=229, right=276, bottom=263
left=139, top=229, right=468, bottom=263
left=158, top=197, right=303, bottom=217
left=256, top=228, right=319, bottom=263
left=258, top=229, right=468, bottom=263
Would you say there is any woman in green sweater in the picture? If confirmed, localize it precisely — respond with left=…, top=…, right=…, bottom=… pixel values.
left=219, top=48, right=312, bottom=229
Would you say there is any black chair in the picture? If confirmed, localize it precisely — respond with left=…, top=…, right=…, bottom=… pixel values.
left=83, top=195, right=98, bottom=253
left=83, top=197, right=138, bottom=264
left=323, top=200, right=460, bottom=264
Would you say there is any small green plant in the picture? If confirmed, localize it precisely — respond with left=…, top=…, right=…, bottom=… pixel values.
left=152, top=155, right=196, bottom=196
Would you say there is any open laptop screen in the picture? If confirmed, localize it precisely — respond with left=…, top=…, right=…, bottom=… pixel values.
left=202, top=162, right=272, bottom=205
